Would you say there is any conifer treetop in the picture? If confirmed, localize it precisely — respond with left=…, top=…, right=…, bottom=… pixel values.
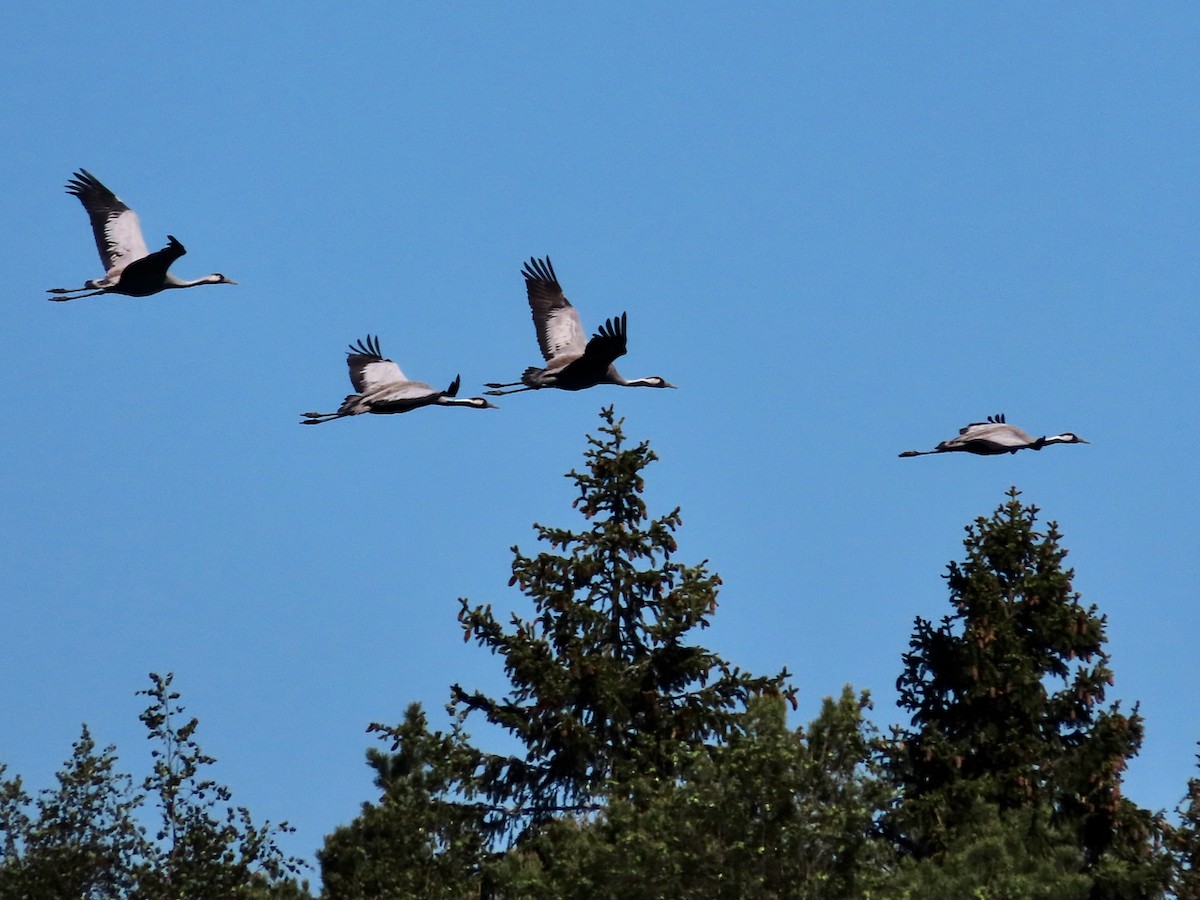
left=452, top=406, right=793, bottom=828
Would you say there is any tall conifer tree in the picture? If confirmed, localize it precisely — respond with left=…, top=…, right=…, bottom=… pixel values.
left=453, top=406, right=794, bottom=830
left=885, top=488, right=1166, bottom=897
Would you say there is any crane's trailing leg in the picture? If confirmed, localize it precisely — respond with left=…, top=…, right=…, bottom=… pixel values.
left=47, top=288, right=108, bottom=301
left=299, top=411, right=348, bottom=425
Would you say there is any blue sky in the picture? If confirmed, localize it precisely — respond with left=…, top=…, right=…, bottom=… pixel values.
left=4, top=3, right=1198, bottom=876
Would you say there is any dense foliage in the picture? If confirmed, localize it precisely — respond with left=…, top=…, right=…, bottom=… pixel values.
left=10, top=413, right=1200, bottom=898
left=451, top=407, right=795, bottom=832
left=883, top=488, right=1168, bottom=899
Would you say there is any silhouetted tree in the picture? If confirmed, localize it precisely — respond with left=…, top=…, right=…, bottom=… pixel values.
left=0, top=728, right=144, bottom=900
left=135, top=672, right=308, bottom=899
left=0, top=674, right=310, bottom=900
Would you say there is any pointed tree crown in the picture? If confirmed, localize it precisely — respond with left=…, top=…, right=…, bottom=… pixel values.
left=454, top=406, right=792, bottom=826
left=888, top=488, right=1150, bottom=869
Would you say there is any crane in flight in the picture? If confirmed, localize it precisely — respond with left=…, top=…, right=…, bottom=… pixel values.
left=47, top=169, right=236, bottom=302
left=899, top=414, right=1089, bottom=457
left=301, top=335, right=496, bottom=424
left=485, top=256, right=674, bottom=395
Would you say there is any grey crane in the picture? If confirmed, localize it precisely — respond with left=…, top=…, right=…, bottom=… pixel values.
left=47, top=169, right=236, bottom=302
left=899, top=414, right=1089, bottom=457
left=484, top=256, right=675, bottom=396
left=301, top=335, right=496, bottom=424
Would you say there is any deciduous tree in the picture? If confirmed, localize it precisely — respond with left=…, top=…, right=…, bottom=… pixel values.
left=0, top=674, right=310, bottom=900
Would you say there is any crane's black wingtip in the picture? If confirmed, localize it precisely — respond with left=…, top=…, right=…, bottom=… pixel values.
left=522, top=255, right=558, bottom=286
left=347, top=334, right=385, bottom=359
left=65, top=169, right=104, bottom=195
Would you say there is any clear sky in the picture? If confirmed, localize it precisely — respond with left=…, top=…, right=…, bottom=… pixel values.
left=4, top=3, right=1198, bottom=877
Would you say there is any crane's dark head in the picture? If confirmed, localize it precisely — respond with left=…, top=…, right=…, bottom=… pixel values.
left=632, top=376, right=676, bottom=389
left=465, top=397, right=498, bottom=409
left=211, top=274, right=238, bottom=285
left=1039, top=432, right=1089, bottom=448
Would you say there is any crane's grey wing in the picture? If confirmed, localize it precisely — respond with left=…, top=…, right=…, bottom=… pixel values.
left=523, top=256, right=587, bottom=362
left=66, top=170, right=150, bottom=272
left=949, top=422, right=1033, bottom=449
left=345, top=335, right=407, bottom=392
left=369, top=381, right=437, bottom=403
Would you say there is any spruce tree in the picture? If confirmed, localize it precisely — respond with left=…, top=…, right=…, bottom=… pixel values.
left=318, top=703, right=489, bottom=899
left=326, top=406, right=800, bottom=898
left=1167, top=746, right=1200, bottom=899
left=452, top=406, right=794, bottom=831
left=885, top=488, right=1166, bottom=898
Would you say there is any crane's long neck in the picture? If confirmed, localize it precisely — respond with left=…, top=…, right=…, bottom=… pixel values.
left=437, top=397, right=496, bottom=409
left=606, top=371, right=673, bottom=389
left=164, top=274, right=225, bottom=289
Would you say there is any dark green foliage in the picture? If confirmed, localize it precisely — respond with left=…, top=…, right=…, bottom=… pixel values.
left=325, top=407, right=808, bottom=897
left=452, top=407, right=794, bottom=831
left=878, top=802, right=1091, bottom=900
left=318, top=703, right=487, bottom=899
left=883, top=488, right=1167, bottom=898
left=494, top=689, right=890, bottom=900
left=0, top=673, right=311, bottom=900
left=1166, top=747, right=1200, bottom=899
left=322, top=425, right=1186, bottom=897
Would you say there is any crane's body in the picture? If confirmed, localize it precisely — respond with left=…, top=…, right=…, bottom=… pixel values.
left=899, top=414, right=1088, bottom=457
left=47, top=170, right=236, bottom=302
left=485, top=256, right=674, bottom=395
left=301, top=335, right=495, bottom=424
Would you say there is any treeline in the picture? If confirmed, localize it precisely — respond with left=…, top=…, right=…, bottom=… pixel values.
left=5, top=408, right=1200, bottom=899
